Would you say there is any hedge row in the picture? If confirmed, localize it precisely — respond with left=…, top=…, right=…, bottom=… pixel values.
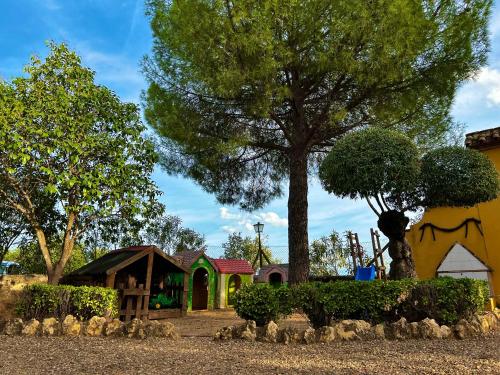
left=16, top=284, right=119, bottom=321
left=234, top=278, right=489, bottom=328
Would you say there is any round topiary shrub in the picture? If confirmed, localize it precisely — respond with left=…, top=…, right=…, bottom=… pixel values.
left=233, top=283, right=292, bottom=326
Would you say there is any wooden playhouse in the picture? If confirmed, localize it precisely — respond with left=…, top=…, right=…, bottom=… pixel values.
left=62, top=246, right=190, bottom=321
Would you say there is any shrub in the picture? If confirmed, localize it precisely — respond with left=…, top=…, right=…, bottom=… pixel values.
left=396, top=277, right=489, bottom=325
left=292, top=278, right=488, bottom=328
left=16, top=284, right=119, bottom=321
left=293, top=280, right=416, bottom=328
left=234, top=283, right=292, bottom=326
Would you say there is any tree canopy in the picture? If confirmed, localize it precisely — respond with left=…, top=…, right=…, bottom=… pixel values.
left=222, top=231, right=275, bottom=267
left=143, top=0, right=492, bottom=283
left=319, top=127, right=499, bottom=214
left=309, top=230, right=353, bottom=276
left=0, top=43, right=160, bottom=284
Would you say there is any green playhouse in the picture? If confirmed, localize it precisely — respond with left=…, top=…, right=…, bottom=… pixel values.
left=175, top=251, right=254, bottom=310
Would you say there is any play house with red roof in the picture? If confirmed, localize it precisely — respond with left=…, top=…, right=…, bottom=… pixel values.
left=212, top=258, right=254, bottom=308
left=175, top=251, right=254, bottom=310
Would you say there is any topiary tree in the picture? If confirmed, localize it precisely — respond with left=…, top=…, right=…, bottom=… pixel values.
left=319, top=128, right=499, bottom=279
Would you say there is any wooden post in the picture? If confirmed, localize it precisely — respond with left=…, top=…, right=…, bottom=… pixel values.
left=347, top=231, right=357, bottom=274
left=136, top=283, right=144, bottom=320
left=125, top=296, right=133, bottom=323
left=370, top=228, right=380, bottom=279
left=106, top=272, right=116, bottom=288
left=143, top=252, right=154, bottom=318
left=375, top=231, right=387, bottom=280
left=182, top=272, right=189, bottom=316
left=354, top=233, right=364, bottom=267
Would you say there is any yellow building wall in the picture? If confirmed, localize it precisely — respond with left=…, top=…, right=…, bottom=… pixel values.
left=406, top=147, right=500, bottom=301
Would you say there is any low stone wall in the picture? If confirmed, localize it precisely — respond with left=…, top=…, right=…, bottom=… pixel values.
left=0, top=274, right=47, bottom=320
left=0, top=315, right=179, bottom=340
left=214, top=310, right=500, bottom=344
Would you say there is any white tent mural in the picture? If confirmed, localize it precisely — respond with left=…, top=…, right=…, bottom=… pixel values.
left=437, top=243, right=491, bottom=285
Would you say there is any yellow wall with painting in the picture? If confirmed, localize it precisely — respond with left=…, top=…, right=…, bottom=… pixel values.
left=406, top=145, right=500, bottom=302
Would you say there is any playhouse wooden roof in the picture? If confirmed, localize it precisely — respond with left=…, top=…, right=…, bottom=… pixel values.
left=465, top=126, right=500, bottom=150
left=66, top=245, right=190, bottom=277
left=212, top=259, right=254, bottom=275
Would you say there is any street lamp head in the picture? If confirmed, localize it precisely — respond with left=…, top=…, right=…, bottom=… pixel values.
left=253, top=222, right=264, bottom=234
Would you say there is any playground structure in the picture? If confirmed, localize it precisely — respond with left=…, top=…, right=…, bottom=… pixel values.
left=347, top=229, right=387, bottom=281
left=62, top=246, right=190, bottom=322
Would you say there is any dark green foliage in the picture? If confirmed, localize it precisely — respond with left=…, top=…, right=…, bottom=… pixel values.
left=293, top=280, right=416, bottom=328
left=233, top=283, right=292, bottom=326
left=396, top=277, right=489, bottom=325
left=421, top=147, right=499, bottom=208
left=16, top=284, right=119, bottom=321
left=319, top=128, right=421, bottom=206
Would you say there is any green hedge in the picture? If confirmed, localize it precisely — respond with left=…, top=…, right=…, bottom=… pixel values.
left=16, top=284, right=119, bottom=321
left=293, top=279, right=416, bottom=328
left=233, top=283, right=292, bottom=326
left=397, top=277, right=489, bottom=325
left=234, top=278, right=489, bottom=328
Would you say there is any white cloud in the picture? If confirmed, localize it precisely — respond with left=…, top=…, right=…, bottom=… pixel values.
left=220, top=207, right=240, bottom=220
left=257, top=211, right=288, bottom=227
left=221, top=225, right=237, bottom=233
left=453, top=67, right=500, bottom=115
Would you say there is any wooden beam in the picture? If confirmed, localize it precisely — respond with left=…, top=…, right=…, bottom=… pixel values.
left=143, top=252, right=154, bottom=317
left=106, top=272, right=116, bottom=288
left=106, top=250, right=149, bottom=275
left=182, top=272, right=189, bottom=316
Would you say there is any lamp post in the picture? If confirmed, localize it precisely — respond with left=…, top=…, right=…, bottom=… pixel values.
left=253, top=222, right=266, bottom=269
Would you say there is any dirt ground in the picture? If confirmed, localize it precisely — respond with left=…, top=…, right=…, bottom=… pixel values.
left=0, top=310, right=499, bottom=374
left=0, top=333, right=498, bottom=375
left=168, top=309, right=310, bottom=336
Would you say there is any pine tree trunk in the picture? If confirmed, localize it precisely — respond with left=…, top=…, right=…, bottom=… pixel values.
left=288, top=150, right=309, bottom=285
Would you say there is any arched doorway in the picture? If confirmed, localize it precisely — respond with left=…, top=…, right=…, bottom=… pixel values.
left=269, top=272, right=282, bottom=287
left=227, top=274, right=241, bottom=306
left=192, top=267, right=209, bottom=310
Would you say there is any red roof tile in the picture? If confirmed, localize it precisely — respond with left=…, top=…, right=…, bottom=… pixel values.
left=212, top=259, right=254, bottom=274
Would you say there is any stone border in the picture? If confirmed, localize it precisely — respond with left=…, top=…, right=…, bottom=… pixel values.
left=214, top=310, right=500, bottom=344
left=0, top=315, right=179, bottom=340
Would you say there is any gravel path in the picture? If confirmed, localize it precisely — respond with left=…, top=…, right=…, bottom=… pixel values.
left=0, top=333, right=498, bottom=375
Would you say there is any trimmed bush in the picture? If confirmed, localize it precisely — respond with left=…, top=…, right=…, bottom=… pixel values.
left=396, top=277, right=489, bottom=325
left=293, top=280, right=416, bottom=328
left=16, top=284, right=119, bottom=321
left=234, top=283, right=292, bottom=326
left=235, top=278, right=489, bottom=329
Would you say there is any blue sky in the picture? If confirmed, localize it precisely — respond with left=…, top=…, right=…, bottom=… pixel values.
left=1, top=0, right=500, bottom=259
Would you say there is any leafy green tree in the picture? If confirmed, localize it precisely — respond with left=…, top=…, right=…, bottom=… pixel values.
left=8, top=238, right=87, bottom=275
left=309, top=230, right=353, bottom=276
left=222, top=232, right=275, bottom=267
left=0, top=43, right=160, bottom=284
left=174, top=227, right=207, bottom=253
left=116, top=212, right=207, bottom=254
left=0, top=206, right=26, bottom=265
left=319, top=128, right=499, bottom=279
left=143, top=0, right=492, bottom=284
